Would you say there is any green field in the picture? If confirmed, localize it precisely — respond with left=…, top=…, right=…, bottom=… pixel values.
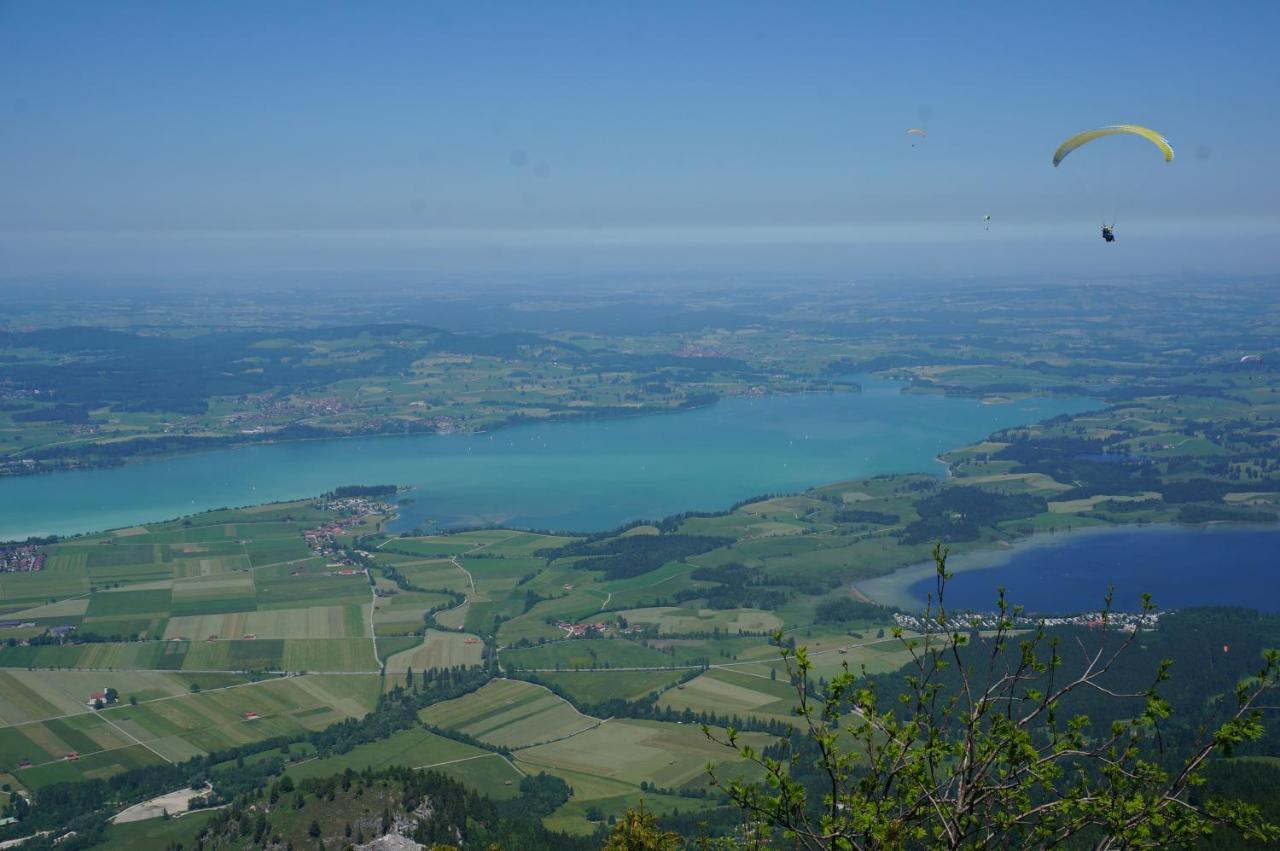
left=92, top=674, right=379, bottom=764
left=532, top=669, right=691, bottom=703
left=372, top=589, right=455, bottom=636
left=383, top=628, right=484, bottom=673
left=431, top=751, right=525, bottom=799
left=162, top=603, right=367, bottom=640
left=516, top=717, right=771, bottom=793
left=0, top=670, right=251, bottom=725
left=501, top=638, right=682, bottom=671
left=0, top=673, right=379, bottom=786
left=84, top=588, right=173, bottom=618
left=287, top=726, right=482, bottom=777
left=13, top=744, right=165, bottom=791
left=657, top=667, right=799, bottom=724
left=0, top=502, right=388, bottom=680
left=421, top=679, right=601, bottom=750
left=0, top=711, right=146, bottom=772
left=0, top=639, right=191, bottom=671
left=285, top=726, right=522, bottom=798
left=96, top=810, right=218, bottom=851
left=615, top=605, right=783, bottom=634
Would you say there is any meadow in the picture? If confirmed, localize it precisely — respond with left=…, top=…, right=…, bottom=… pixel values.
left=421, top=679, right=601, bottom=750
left=0, top=674, right=381, bottom=788
left=413, top=676, right=774, bottom=834
left=383, top=629, right=485, bottom=673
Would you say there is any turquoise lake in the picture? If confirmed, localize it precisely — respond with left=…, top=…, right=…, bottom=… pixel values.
left=858, top=524, right=1280, bottom=614
left=0, top=378, right=1095, bottom=540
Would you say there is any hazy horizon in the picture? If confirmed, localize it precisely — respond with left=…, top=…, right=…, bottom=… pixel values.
left=3, top=1, right=1279, bottom=279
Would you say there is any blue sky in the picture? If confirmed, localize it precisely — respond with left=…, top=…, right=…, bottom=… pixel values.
left=2, top=1, right=1278, bottom=278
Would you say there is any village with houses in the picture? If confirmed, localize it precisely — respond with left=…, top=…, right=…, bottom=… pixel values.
left=0, top=544, right=45, bottom=574
left=302, top=494, right=394, bottom=572
left=555, top=619, right=610, bottom=639
left=892, top=609, right=1162, bottom=634
left=552, top=617, right=648, bottom=639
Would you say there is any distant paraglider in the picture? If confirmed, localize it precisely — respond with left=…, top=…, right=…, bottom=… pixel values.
left=1053, top=125, right=1174, bottom=167
left=906, top=128, right=927, bottom=147
left=1054, top=125, right=1172, bottom=240
left=1240, top=354, right=1263, bottom=364
left=983, top=214, right=992, bottom=231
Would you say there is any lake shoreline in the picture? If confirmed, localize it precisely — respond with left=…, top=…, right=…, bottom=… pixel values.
left=3, top=379, right=1091, bottom=482
left=0, top=388, right=760, bottom=481
left=854, top=521, right=1280, bottom=614
left=0, top=379, right=1095, bottom=543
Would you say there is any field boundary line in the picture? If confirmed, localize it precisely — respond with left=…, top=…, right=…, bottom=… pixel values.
left=500, top=635, right=907, bottom=676
left=513, top=716, right=611, bottom=751
left=457, top=536, right=505, bottom=555
left=15, top=740, right=154, bottom=773
left=0, top=660, right=382, bottom=676
left=97, top=713, right=175, bottom=763
left=495, top=677, right=602, bottom=724
left=450, top=556, right=478, bottom=598
left=500, top=752, right=528, bottom=777
left=13, top=701, right=320, bottom=773
left=413, top=752, right=498, bottom=771
left=369, top=588, right=382, bottom=670
left=0, top=674, right=294, bottom=730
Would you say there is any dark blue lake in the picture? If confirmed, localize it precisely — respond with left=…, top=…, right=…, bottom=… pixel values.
left=861, top=525, right=1280, bottom=614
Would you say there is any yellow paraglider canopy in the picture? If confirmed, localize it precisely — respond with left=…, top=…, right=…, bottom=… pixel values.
left=1052, top=125, right=1173, bottom=167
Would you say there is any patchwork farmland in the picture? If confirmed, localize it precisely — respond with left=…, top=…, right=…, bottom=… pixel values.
left=0, top=500, right=382, bottom=675
left=0, top=489, right=916, bottom=835
left=0, top=672, right=381, bottom=789
left=421, top=679, right=601, bottom=750
left=416, top=677, right=774, bottom=836
left=0, top=498, right=402, bottom=793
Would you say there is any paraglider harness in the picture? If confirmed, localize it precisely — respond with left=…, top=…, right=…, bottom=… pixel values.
left=1101, top=224, right=1116, bottom=243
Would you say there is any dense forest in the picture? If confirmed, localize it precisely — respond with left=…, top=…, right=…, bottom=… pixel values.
left=900, top=485, right=1046, bottom=544
left=540, top=533, right=733, bottom=580
left=192, top=767, right=589, bottom=850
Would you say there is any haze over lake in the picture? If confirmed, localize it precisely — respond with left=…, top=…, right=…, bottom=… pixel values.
left=0, top=378, right=1093, bottom=541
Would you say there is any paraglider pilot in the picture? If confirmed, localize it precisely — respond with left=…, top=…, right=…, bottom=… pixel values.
left=1101, top=224, right=1116, bottom=243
